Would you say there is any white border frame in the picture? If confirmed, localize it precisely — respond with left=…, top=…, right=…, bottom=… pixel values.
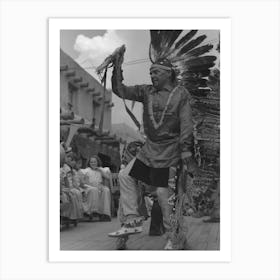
left=49, top=18, right=231, bottom=262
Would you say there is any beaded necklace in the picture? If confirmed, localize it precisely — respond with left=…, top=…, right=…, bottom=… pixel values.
left=148, top=86, right=177, bottom=129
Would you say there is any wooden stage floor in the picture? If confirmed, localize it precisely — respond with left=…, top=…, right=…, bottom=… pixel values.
left=60, top=216, right=220, bottom=250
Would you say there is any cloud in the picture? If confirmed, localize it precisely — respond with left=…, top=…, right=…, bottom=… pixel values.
left=72, top=30, right=146, bottom=128
left=74, top=30, right=125, bottom=67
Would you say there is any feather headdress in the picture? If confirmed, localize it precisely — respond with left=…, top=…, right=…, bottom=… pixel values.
left=149, top=30, right=216, bottom=97
left=149, top=30, right=220, bottom=249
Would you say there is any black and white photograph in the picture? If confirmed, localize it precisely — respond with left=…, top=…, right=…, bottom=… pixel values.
left=56, top=24, right=225, bottom=253
left=1, top=0, right=280, bottom=279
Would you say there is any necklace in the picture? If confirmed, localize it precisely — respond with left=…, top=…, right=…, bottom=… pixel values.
left=148, top=87, right=177, bottom=129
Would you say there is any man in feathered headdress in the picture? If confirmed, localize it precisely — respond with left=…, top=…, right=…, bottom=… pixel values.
left=108, top=52, right=196, bottom=249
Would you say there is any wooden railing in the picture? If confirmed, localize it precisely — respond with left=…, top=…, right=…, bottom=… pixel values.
left=110, top=173, right=120, bottom=217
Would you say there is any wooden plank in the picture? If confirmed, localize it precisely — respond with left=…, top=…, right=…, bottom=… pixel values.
left=206, top=222, right=220, bottom=250
left=186, top=217, right=208, bottom=250
left=60, top=216, right=220, bottom=250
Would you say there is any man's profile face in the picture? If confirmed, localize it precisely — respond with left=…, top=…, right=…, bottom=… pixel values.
left=150, top=67, right=171, bottom=90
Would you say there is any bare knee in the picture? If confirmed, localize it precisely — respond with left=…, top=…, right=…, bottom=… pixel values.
left=156, top=187, right=168, bottom=199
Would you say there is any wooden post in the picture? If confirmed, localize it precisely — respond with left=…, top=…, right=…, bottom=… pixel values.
left=98, top=68, right=107, bottom=135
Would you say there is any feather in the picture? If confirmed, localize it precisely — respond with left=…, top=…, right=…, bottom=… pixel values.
left=149, top=43, right=155, bottom=63
left=166, top=30, right=183, bottom=49
left=187, top=62, right=216, bottom=72
left=184, top=56, right=217, bottom=68
left=178, top=35, right=207, bottom=56
left=183, top=78, right=208, bottom=88
left=185, top=44, right=213, bottom=57
left=187, top=88, right=211, bottom=97
left=150, top=30, right=161, bottom=53
left=157, top=30, right=175, bottom=58
left=182, top=69, right=211, bottom=78
left=175, top=30, right=198, bottom=49
left=157, top=30, right=183, bottom=59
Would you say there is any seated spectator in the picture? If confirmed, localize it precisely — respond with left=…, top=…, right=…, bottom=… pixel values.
left=72, top=156, right=99, bottom=218
left=60, top=151, right=83, bottom=221
left=83, top=156, right=111, bottom=221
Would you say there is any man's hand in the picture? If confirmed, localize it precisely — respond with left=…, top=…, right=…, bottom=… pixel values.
left=113, top=52, right=124, bottom=68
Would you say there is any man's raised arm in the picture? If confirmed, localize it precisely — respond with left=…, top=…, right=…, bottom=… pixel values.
left=111, top=53, right=145, bottom=102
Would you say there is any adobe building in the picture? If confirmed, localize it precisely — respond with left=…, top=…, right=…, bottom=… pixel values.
left=60, top=49, right=113, bottom=130
left=60, top=49, right=120, bottom=171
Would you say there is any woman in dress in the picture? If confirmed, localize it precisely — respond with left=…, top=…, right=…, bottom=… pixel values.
left=83, top=156, right=111, bottom=221
left=72, top=156, right=100, bottom=218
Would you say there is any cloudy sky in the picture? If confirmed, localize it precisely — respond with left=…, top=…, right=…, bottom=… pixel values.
left=60, top=30, right=219, bottom=129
